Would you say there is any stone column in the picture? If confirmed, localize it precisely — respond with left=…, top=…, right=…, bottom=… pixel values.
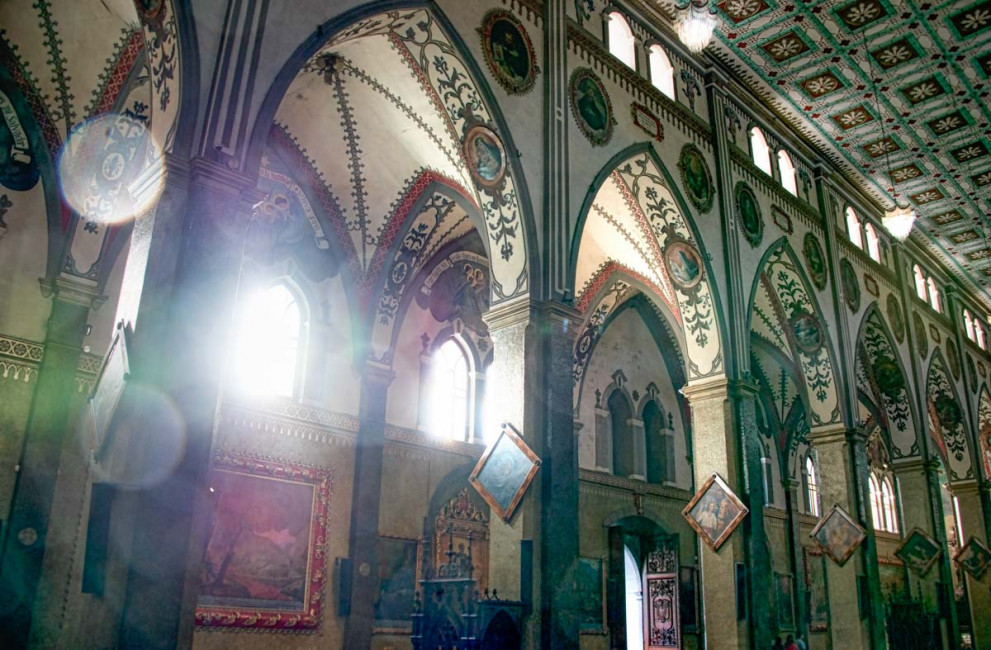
left=0, top=280, right=97, bottom=647
left=892, top=459, right=939, bottom=605
left=782, top=477, right=809, bottom=640
left=807, top=424, right=871, bottom=650
left=342, top=361, right=394, bottom=649
left=681, top=376, right=773, bottom=650
left=952, top=483, right=991, bottom=649
left=114, top=158, right=260, bottom=650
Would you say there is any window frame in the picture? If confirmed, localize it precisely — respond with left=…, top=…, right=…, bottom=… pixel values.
left=749, top=126, right=773, bottom=176
left=778, top=149, right=797, bottom=196
left=234, top=280, right=309, bottom=400
left=647, top=42, right=675, bottom=99
left=428, top=336, right=475, bottom=442
left=606, top=11, right=637, bottom=70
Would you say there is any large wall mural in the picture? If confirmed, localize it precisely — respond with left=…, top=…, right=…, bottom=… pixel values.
left=750, top=242, right=840, bottom=427
left=574, top=149, right=722, bottom=380
left=926, top=352, right=974, bottom=482
left=855, top=307, right=917, bottom=459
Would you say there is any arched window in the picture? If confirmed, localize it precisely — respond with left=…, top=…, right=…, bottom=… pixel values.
left=778, top=150, right=797, bottom=195
left=750, top=127, right=772, bottom=175
left=624, top=546, right=644, bottom=650
left=869, top=471, right=899, bottom=533
left=965, top=309, right=975, bottom=341
left=869, top=473, right=884, bottom=531
left=864, top=223, right=881, bottom=263
left=761, top=444, right=775, bottom=506
left=978, top=321, right=988, bottom=350
left=235, top=283, right=303, bottom=397
left=608, top=12, right=637, bottom=70
left=609, top=390, right=635, bottom=478
left=846, top=207, right=864, bottom=249
left=927, top=278, right=941, bottom=313
left=643, top=400, right=668, bottom=484
left=914, top=265, right=928, bottom=302
left=648, top=44, right=675, bottom=99
left=805, top=456, right=820, bottom=517
left=430, top=338, right=471, bottom=440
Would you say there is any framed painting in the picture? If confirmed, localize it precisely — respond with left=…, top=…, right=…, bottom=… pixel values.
left=887, top=294, right=904, bottom=342
left=195, top=453, right=333, bottom=631
left=374, top=536, right=420, bottom=629
left=803, top=232, right=828, bottom=291
left=463, top=124, right=507, bottom=190
left=682, top=473, right=749, bottom=551
left=663, top=240, right=705, bottom=292
left=840, top=259, right=861, bottom=312
left=804, top=547, right=828, bottom=631
left=810, top=505, right=865, bottom=566
left=955, top=536, right=991, bottom=580
left=479, top=9, right=538, bottom=95
left=569, top=67, right=614, bottom=146
left=895, top=527, right=942, bottom=577
left=678, top=143, right=714, bottom=214
left=577, top=556, right=606, bottom=633
left=469, top=422, right=541, bottom=522
left=735, top=182, right=763, bottom=247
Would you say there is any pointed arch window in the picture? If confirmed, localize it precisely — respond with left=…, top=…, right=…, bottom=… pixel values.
left=430, top=338, right=471, bottom=441
left=761, top=444, right=775, bottom=506
left=978, top=321, right=988, bottom=351
left=864, top=223, right=881, bottom=263
left=927, top=278, right=942, bottom=313
left=648, top=44, right=675, bottom=99
left=778, top=150, right=797, bottom=195
left=846, top=207, right=864, bottom=249
left=805, top=456, right=821, bottom=517
left=914, top=265, right=928, bottom=302
left=750, top=127, right=772, bottom=175
left=235, top=283, right=304, bottom=397
left=607, top=12, right=637, bottom=70
left=609, top=390, right=635, bottom=478
left=643, top=400, right=670, bottom=484
left=869, top=471, right=899, bottom=533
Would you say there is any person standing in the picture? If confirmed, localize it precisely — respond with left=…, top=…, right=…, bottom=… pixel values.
left=785, top=634, right=799, bottom=650
left=795, top=632, right=808, bottom=650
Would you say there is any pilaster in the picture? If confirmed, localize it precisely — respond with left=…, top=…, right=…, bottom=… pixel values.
left=950, top=482, right=991, bottom=649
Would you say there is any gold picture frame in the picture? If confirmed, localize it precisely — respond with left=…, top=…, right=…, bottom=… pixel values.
left=469, top=422, right=540, bottom=522
left=681, top=473, right=749, bottom=551
left=811, top=505, right=866, bottom=567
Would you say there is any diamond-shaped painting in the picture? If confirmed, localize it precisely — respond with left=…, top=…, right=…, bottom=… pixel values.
left=800, top=71, right=845, bottom=98
left=469, top=422, right=540, bottom=522
left=836, top=0, right=889, bottom=29
left=682, top=473, right=749, bottom=551
left=890, top=164, right=922, bottom=184
left=973, top=170, right=991, bottom=186
left=718, top=0, right=769, bottom=23
left=950, top=229, right=980, bottom=244
left=811, top=505, right=866, bottom=566
left=950, top=0, right=991, bottom=38
left=927, top=110, right=969, bottom=136
left=933, top=210, right=964, bottom=224
left=951, top=141, right=989, bottom=163
left=900, top=76, right=947, bottom=104
left=831, top=105, right=874, bottom=130
left=955, top=537, right=991, bottom=579
left=761, top=30, right=810, bottom=62
left=863, top=137, right=900, bottom=158
left=896, top=528, right=942, bottom=577
left=910, top=188, right=944, bottom=205
left=871, top=38, right=920, bottom=69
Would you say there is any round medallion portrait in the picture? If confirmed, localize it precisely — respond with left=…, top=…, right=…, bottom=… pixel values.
left=735, top=182, right=763, bottom=247
left=840, top=259, right=860, bottom=312
left=463, top=124, right=507, bottom=189
left=569, top=68, right=614, bottom=146
left=663, top=240, right=704, bottom=291
left=679, top=144, right=714, bottom=214
left=480, top=10, right=538, bottom=95
left=790, top=312, right=823, bottom=355
left=874, top=356, right=905, bottom=399
left=948, top=340, right=961, bottom=380
left=914, top=312, right=928, bottom=359
left=803, top=232, right=827, bottom=291
left=887, top=294, right=904, bottom=343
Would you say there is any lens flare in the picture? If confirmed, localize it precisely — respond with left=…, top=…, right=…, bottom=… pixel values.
left=57, top=113, right=164, bottom=227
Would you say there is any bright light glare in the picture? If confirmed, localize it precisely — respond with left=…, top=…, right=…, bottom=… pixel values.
left=429, top=339, right=469, bottom=441
left=234, top=285, right=300, bottom=397
left=58, top=113, right=163, bottom=226
left=883, top=205, right=916, bottom=241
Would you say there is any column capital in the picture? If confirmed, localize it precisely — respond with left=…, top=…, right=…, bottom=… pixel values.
left=807, top=422, right=850, bottom=446
left=38, top=275, right=106, bottom=310
left=484, top=296, right=532, bottom=330
left=129, top=151, right=191, bottom=206
left=360, top=359, right=395, bottom=387
left=950, top=480, right=981, bottom=497
left=781, top=477, right=801, bottom=491
left=891, top=457, right=927, bottom=474
left=680, top=374, right=757, bottom=403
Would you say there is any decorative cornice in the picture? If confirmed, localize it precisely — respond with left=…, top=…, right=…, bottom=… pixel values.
left=0, top=334, right=44, bottom=364
left=578, top=468, right=693, bottom=501
left=384, top=425, right=486, bottom=459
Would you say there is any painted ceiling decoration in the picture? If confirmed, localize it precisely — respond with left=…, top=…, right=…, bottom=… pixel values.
left=926, top=350, right=974, bottom=481
left=751, top=336, right=810, bottom=464
left=701, top=0, right=991, bottom=300
left=274, top=9, right=528, bottom=307
left=977, top=385, right=991, bottom=479
left=750, top=242, right=841, bottom=426
left=855, top=307, right=918, bottom=458
left=574, top=149, right=722, bottom=378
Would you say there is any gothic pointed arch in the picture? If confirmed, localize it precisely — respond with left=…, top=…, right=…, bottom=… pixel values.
left=247, top=4, right=536, bottom=305
left=854, top=303, right=919, bottom=459
left=571, top=143, right=724, bottom=381
left=926, top=349, right=975, bottom=483
left=748, top=238, right=841, bottom=429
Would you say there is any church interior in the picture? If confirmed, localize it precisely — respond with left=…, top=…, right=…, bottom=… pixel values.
left=1, top=0, right=991, bottom=648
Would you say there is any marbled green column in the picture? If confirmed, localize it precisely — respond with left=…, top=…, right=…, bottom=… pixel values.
left=893, top=460, right=939, bottom=606
left=953, top=483, right=991, bottom=649
left=782, top=478, right=810, bottom=640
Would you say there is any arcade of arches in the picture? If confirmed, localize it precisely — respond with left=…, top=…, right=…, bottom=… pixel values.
left=0, top=1, right=990, bottom=649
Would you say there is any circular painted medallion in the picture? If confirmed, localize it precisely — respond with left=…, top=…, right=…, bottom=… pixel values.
left=840, top=259, right=860, bottom=312
left=790, top=312, right=823, bottom=355
left=663, top=240, right=704, bottom=291
left=463, top=124, right=507, bottom=189
left=935, top=393, right=962, bottom=429
left=803, top=232, right=827, bottom=291
left=735, top=182, right=763, bottom=247
left=569, top=68, right=614, bottom=146
left=874, top=355, right=905, bottom=399
left=886, top=294, right=904, bottom=343
left=947, top=340, right=961, bottom=380
left=480, top=10, right=538, bottom=95
left=914, top=312, right=928, bottom=359
left=678, top=144, right=714, bottom=214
